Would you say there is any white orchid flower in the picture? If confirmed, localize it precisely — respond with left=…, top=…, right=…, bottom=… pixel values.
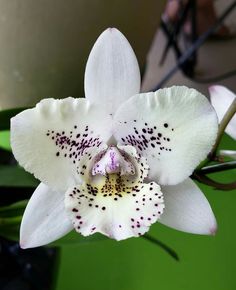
left=209, top=85, right=236, bottom=140
left=11, top=28, right=218, bottom=249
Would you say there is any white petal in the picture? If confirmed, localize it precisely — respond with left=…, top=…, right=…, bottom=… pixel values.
left=159, top=178, right=217, bottom=235
left=20, top=183, right=73, bottom=249
left=84, top=28, right=141, bottom=114
left=209, top=85, right=236, bottom=140
left=114, top=86, right=218, bottom=185
left=11, top=97, right=111, bottom=191
left=65, top=181, right=164, bottom=241
left=220, top=149, right=236, bottom=160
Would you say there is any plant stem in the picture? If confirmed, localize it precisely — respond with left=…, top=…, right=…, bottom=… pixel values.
left=197, top=161, right=236, bottom=175
left=143, top=234, right=179, bottom=261
left=209, top=99, right=236, bottom=160
left=193, top=172, right=236, bottom=191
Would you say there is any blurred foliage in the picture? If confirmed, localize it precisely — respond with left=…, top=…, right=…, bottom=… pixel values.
left=0, top=224, right=20, bottom=241
left=0, top=200, right=26, bottom=240
left=0, top=165, right=38, bottom=187
left=0, top=131, right=11, bottom=151
left=0, top=200, right=28, bottom=218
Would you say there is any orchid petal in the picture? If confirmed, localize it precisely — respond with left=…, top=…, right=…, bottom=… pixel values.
left=209, top=85, right=236, bottom=140
left=159, top=178, right=217, bottom=235
left=84, top=28, right=141, bottom=114
left=65, top=181, right=164, bottom=241
left=11, top=97, right=111, bottom=191
left=20, top=183, right=73, bottom=249
left=114, top=86, right=218, bottom=185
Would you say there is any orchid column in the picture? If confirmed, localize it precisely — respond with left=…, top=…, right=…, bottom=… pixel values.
left=11, top=28, right=218, bottom=249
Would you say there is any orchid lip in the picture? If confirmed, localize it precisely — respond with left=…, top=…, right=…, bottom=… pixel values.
left=65, top=144, right=164, bottom=240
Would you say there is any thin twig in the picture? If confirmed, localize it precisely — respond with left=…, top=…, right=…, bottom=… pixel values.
left=196, top=161, right=236, bottom=175
left=193, top=172, right=236, bottom=191
left=143, top=234, right=179, bottom=261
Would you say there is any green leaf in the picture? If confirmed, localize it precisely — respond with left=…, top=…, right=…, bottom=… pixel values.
left=0, top=107, right=29, bottom=131
left=0, top=131, right=11, bottom=151
left=0, top=215, right=22, bottom=226
left=0, top=215, right=21, bottom=241
left=50, top=230, right=108, bottom=247
left=0, top=200, right=28, bottom=218
left=0, top=224, right=20, bottom=241
left=0, top=165, right=39, bottom=187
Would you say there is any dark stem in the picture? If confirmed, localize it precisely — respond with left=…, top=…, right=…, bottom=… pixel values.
left=196, top=161, right=236, bottom=175
left=143, top=234, right=179, bottom=261
left=192, top=173, right=236, bottom=191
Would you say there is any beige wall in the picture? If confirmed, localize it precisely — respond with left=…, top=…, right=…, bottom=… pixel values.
left=0, top=0, right=165, bottom=109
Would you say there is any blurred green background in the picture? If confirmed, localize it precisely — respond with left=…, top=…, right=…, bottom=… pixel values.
left=56, top=134, right=236, bottom=290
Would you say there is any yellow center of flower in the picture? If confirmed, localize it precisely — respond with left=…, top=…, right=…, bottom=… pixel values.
left=87, top=146, right=149, bottom=197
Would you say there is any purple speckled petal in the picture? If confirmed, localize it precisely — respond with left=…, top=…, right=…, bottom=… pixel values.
left=114, top=86, right=218, bottom=186
left=84, top=28, right=141, bottom=115
left=11, top=97, right=112, bottom=192
left=65, top=179, right=164, bottom=241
